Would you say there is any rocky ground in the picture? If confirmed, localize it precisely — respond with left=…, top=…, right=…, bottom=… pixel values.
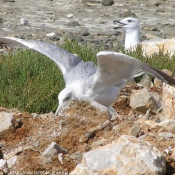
left=1, top=0, right=175, bottom=174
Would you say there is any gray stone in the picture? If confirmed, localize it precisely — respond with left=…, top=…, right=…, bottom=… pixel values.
left=130, top=88, right=159, bottom=114
left=129, top=124, right=141, bottom=137
left=139, top=74, right=153, bottom=88
left=101, top=0, right=114, bottom=6
left=68, top=20, right=80, bottom=26
left=42, top=142, right=68, bottom=157
left=80, top=28, right=89, bottom=36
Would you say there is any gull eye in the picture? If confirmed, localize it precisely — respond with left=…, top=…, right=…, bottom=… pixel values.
left=63, top=93, right=72, bottom=102
left=128, top=20, right=132, bottom=22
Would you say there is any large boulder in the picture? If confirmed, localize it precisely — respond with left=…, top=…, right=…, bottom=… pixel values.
left=70, top=135, right=166, bottom=175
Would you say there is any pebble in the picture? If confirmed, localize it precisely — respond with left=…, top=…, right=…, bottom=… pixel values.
left=158, top=132, right=173, bottom=139
left=20, top=18, right=28, bottom=26
left=67, top=14, right=74, bottom=18
left=129, top=124, right=141, bottom=137
left=101, top=0, right=114, bottom=6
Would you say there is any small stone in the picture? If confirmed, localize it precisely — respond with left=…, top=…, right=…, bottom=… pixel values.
left=0, top=159, right=7, bottom=169
left=80, top=28, right=89, bottom=36
left=68, top=20, right=80, bottom=26
left=101, top=0, right=114, bottom=6
left=42, top=142, right=68, bottom=157
left=129, top=124, right=141, bottom=137
left=67, top=14, right=74, bottom=18
left=46, top=32, right=57, bottom=37
left=158, top=132, right=173, bottom=139
left=20, top=18, right=28, bottom=25
left=139, top=74, right=153, bottom=88
left=33, top=141, right=40, bottom=147
left=7, top=155, right=17, bottom=168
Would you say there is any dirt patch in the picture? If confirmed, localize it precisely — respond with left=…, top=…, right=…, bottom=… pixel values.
left=0, top=83, right=175, bottom=174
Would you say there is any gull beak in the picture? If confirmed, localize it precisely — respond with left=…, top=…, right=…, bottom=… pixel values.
left=55, top=105, right=60, bottom=116
left=113, top=20, right=126, bottom=29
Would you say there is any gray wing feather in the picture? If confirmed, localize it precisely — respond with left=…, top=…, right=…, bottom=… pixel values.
left=0, top=37, right=81, bottom=74
left=92, top=51, right=175, bottom=91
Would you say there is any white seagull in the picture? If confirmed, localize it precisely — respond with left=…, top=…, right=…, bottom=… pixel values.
left=0, top=37, right=175, bottom=115
left=113, top=17, right=140, bottom=49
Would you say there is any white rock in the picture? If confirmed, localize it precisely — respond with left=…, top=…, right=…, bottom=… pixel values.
left=142, top=38, right=175, bottom=56
left=46, top=32, right=57, bottom=37
left=0, top=112, right=14, bottom=133
left=0, top=159, right=7, bottom=168
left=162, top=83, right=175, bottom=119
left=67, top=14, right=74, bottom=18
left=70, top=135, right=166, bottom=175
left=20, top=18, right=28, bottom=25
left=7, top=155, right=17, bottom=168
left=158, top=132, right=173, bottom=138
left=70, top=164, right=98, bottom=175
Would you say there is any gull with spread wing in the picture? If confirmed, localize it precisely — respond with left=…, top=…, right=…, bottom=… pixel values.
left=0, top=37, right=175, bottom=115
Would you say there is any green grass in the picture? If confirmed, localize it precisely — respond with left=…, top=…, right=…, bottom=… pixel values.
left=0, top=40, right=175, bottom=113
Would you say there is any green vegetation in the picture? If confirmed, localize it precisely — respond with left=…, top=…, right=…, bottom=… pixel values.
left=0, top=40, right=175, bottom=113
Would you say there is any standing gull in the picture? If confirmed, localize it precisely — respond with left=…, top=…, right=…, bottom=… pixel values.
left=0, top=37, right=175, bottom=115
left=113, top=17, right=140, bottom=49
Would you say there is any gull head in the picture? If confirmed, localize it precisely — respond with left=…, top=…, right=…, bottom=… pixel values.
left=113, top=17, right=140, bottom=32
left=58, top=88, right=73, bottom=107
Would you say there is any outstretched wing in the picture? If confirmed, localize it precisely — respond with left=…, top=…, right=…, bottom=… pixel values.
left=0, top=37, right=81, bottom=75
left=92, top=51, right=175, bottom=91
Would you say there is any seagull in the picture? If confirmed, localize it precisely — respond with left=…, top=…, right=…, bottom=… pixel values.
left=113, top=17, right=145, bottom=77
left=0, top=37, right=175, bottom=115
left=113, top=17, right=140, bottom=50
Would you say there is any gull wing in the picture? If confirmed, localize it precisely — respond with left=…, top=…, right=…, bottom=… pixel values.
left=92, top=51, right=175, bottom=91
left=0, top=37, right=81, bottom=75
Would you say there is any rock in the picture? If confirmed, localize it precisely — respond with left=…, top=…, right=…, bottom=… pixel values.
left=162, top=83, right=175, bottom=119
left=142, top=38, right=175, bottom=56
left=154, top=69, right=173, bottom=87
left=2, top=0, right=15, bottom=2
left=139, top=74, right=153, bottom=88
left=0, top=159, right=7, bottom=171
left=119, top=9, right=136, bottom=18
left=170, top=147, right=175, bottom=160
left=67, top=14, right=74, bottom=18
left=81, top=0, right=100, bottom=3
left=101, top=0, right=114, bottom=6
left=7, top=155, right=17, bottom=168
left=0, top=112, right=15, bottom=133
left=129, top=124, right=141, bottom=137
left=46, top=32, right=60, bottom=41
left=20, top=18, right=28, bottom=25
left=68, top=20, right=80, bottom=26
left=57, top=98, right=108, bottom=118
left=70, top=135, right=166, bottom=175
left=42, top=142, right=68, bottom=157
left=151, top=119, right=175, bottom=128
left=80, top=28, right=89, bottom=36
left=130, top=88, right=159, bottom=114
left=158, top=132, right=173, bottom=139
